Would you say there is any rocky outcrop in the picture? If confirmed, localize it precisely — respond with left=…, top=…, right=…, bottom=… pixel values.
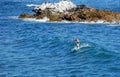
left=19, top=1, right=120, bottom=24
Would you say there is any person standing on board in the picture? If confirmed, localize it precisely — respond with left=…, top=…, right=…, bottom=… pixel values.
left=74, top=38, right=80, bottom=49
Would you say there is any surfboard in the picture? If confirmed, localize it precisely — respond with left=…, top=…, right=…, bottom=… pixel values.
left=71, top=44, right=89, bottom=52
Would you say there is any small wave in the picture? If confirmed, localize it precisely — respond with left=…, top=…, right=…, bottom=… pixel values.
left=26, top=4, right=39, bottom=7
left=95, top=52, right=114, bottom=59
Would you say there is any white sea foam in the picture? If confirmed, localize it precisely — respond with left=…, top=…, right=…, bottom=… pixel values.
left=61, top=20, right=71, bottom=23
left=19, top=18, right=120, bottom=25
left=80, top=20, right=110, bottom=24
left=107, top=24, right=120, bottom=26
left=21, top=17, right=49, bottom=22
left=26, top=4, right=40, bottom=7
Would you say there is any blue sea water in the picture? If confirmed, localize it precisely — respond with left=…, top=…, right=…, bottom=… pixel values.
left=0, top=0, right=120, bottom=77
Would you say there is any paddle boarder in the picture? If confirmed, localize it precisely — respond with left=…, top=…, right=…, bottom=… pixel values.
left=74, top=38, right=80, bottom=49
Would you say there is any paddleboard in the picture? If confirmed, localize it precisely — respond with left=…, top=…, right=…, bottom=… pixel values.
left=71, top=44, right=89, bottom=52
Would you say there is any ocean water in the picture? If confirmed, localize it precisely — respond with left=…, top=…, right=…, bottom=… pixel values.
left=0, top=0, right=120, bottom=77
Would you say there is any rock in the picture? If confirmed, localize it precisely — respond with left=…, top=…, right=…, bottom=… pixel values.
left=19, top=0, right=120, bottom=24
left=19, top=13, right=36, bottom=18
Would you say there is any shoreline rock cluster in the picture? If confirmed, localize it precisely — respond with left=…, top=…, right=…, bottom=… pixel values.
left=19, top=0, right=120, bottom=24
